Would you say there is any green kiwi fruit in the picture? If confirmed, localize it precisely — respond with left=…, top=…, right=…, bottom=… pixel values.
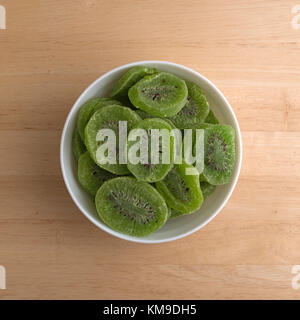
left=205, top=110, right=219, bottom=124
left=78, top=152, right=115, bottom=196
left=133, top=114, right=181, bottom=164
left=121, top=100, right=138, bottom=110
left=135, top=111, right=178, bottom=130
left=167, top=206, right=172, bottom=218
left=135, top=110, right=177, bottom=128
left=199, top=175, right=206, bottom=182
left=135, top=111, right=178, bottom=131
left=77, top=98, right=121, bottom=141
left=95, top=177, right=168, bottom=237
left=72, top=129, right=86, bottom=160
left=85, top=105, right=141, bottom=175
left=128, top=72, right=188, bottom=117
left=170, top=208, right=184, bottom=219
left=72, top=67, right=236, bottom=236
left=169, top=81, right=209, bottom=129
left=156, top=161, right=203, bottom=214
left=200, top=181, right=216, bottom=200
left=135, top=110, right=156, bottom=119
left=127, top=118, right=174, bottom=183
left=200, top=124, right=235, bottom=185
left=109, top=66, right=157, bottom=103
left=163, top=118, right=177, bottom=129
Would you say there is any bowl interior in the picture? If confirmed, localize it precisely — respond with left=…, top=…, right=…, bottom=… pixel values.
left=61, top=61, right=242, bottom=243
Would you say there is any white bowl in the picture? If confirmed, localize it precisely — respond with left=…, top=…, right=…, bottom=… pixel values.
left=60, top=61, right=242, bottom=243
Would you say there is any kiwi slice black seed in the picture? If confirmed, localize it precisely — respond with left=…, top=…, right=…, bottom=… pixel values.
left=95, top=177, right=168, bottom=237
left=78, top=152, right=115, bottom=196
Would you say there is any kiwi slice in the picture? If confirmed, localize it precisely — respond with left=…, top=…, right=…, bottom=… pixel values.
left=72, top=129, right=86, bottom=160
left=95, top=177, right=168, bottom=237
left=132, top=115, right=181, bottom=164
left=135, top=110, right=156, bottom=119
left=163, top=118, right=177, bottom=129
left=167, top=206, right=172, bottom=218
left=109, top=66, right=157, bottom=102
left=205, top=110, right=219, bottom=124
left=127, top=118, right=174, bottom=183
left=200, top=181, right=216, bottom=200
left=121, top=100, right=138, bottom=110
left=201, top=124, right=235, bottom=185
left=135, top=110, right=177, bottom=129
left=78, top=152, right=115, bottom=196
left=77, top=98, right=121, bottom=141
left=85, top=105, right=141, bottom=175
left=169, top=81, right=209, bottom=129
left=170, top=208, right=184, bottom=219
left=156, top=161, right=203, bottom=214
left=128, top=72, right=188, bottom=117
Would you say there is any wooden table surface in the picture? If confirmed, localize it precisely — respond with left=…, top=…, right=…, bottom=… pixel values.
left=1, top=0, right=300, bottom=300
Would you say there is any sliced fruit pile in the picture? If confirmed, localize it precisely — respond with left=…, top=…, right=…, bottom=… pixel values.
left=72, top=66, right=236, bottom=237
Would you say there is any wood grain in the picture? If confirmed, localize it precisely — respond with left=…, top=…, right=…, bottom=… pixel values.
left=1, top=0, right=300, bottom=299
